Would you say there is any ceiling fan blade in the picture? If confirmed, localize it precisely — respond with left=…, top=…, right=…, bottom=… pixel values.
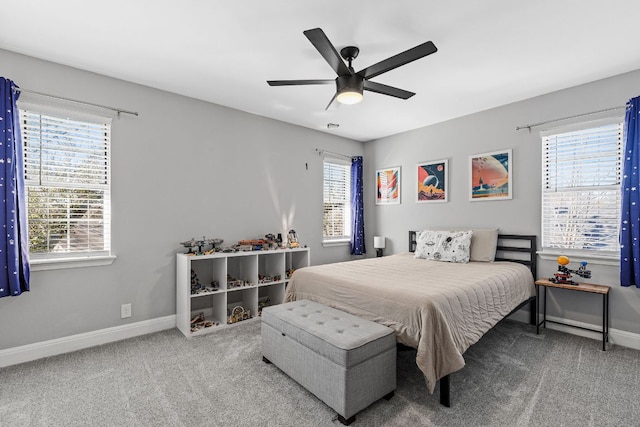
left=358, top=41, right=437, bottom=80
left=325, top=92, right=338, bottom=110
left=267, top=79, right=334, bottom=86
left=303, top=28, right=352, bottom=76
left=363, top=80, right=415, bottom=99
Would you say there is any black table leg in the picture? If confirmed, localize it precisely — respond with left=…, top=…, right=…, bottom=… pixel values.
left=606, top=293, right=610, bottom=343
left=602, top=292, right=609, bottom=351
left=543, top=286, right=547, bottom=329
left=536, top=284, right=540, bottom=334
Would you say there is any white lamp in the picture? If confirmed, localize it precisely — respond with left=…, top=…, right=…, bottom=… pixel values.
left=374, top=236, right=386, bottom=257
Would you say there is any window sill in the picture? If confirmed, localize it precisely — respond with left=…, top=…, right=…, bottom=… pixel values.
left=30, top=255, right=117, bottom=272
left=538, top=250, right=619, bottom=267
left=322, top=239, right=350, bottom=247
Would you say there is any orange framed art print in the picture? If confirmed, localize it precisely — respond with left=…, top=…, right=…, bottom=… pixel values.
left=376, top=166, right=401, bottom=205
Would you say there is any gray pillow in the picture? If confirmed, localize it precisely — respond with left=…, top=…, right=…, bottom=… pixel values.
left=469, top=228, right=499, bottom=262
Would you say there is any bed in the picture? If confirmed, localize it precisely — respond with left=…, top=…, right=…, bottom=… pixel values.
left=284, top=230, right=537, bottom=406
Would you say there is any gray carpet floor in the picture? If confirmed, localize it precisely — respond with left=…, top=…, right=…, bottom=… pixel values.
left=1, top=319, right=638, bottom=427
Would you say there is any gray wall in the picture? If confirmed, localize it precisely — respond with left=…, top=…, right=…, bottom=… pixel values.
left=0, top=49, right=363, bottom=350
left=2, top=46, right=639, bottom=352
left=364, top=69, right=640, bottom=336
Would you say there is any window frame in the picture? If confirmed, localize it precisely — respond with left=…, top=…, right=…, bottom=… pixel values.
left=322, top=156, right=352, bottom=246
left=539, top=117, right=623, bottom=265
left=17, top=100, right=116, bottom=271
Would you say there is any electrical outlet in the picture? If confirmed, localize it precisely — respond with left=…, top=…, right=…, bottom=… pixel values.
left=121, top=303, right=132, bottom=319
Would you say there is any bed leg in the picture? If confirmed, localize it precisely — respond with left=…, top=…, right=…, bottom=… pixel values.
left=529, top=298, right=536, bottom=325
left=440, top=374, right=451, bottom=407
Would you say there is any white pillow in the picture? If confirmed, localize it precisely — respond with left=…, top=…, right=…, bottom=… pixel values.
left=418, top=227, right=499, bottom=262
left=414, top=230, right=473, bottom=263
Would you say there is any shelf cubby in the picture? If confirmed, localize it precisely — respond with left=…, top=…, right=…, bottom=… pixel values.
left=177, top=247, right=310, bottom=337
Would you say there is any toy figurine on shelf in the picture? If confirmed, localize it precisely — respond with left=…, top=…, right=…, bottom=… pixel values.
left=258, top=297, right=271, bottom=316
left=180, top=236, right=223, bottom=254
left=549, top=256, right=591, bottom=285
left=264, top=233, right=277, bottom=250
left=227, top=306, right=251, bottom=324
left=191, top=269, right=203, bottom=294
left=288, top=229, right=300, bottom=248
left=238, top=239, right=266, bottom=251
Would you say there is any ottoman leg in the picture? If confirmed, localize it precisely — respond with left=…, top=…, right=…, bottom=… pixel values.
left=383, top=391, right=394, bottom=400
left=262, top=356, right=271, bottom=364
left=338, top=414, right=355, bottom=426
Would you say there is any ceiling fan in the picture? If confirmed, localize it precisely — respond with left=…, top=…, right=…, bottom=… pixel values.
left=267, top=28, right=437, bottom=109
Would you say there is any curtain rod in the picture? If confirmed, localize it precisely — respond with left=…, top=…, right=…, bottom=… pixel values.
left=315, top=148, right=355, bottom=160
left=515, top=105, right=625, bottom=132
left=13, top=87, right=139, bottom=117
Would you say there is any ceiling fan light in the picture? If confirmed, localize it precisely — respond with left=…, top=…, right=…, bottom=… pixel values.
left=336, top=74, right=364, bottom=105
left=336, top=90, right=363, bottom=105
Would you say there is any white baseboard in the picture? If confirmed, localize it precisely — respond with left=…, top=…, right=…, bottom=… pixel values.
left=541, top=315, right=640, bottom=350
left=2, top=312, right=637, bottom=369
left=509, top=310, right=640, bottom=351
left=0, top=315, right=176, bottom=368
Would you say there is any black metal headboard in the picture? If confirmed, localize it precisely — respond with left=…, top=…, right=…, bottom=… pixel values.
left=408, top=230, right=537, bottom=277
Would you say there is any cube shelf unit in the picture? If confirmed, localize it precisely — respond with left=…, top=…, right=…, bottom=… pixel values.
left=176, top=247, right=310, bottom=337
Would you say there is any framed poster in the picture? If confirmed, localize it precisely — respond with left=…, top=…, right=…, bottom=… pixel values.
left=417, top=159, right=448, bottom=203
left=469, top=149, right=512, bottom=201
left=376, top=166, right=401, bottom=205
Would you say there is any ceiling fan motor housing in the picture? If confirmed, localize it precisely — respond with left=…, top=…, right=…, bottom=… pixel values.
left=336, top=74, right=364, bottom=104
left=336, top=74, right=364, bottom=94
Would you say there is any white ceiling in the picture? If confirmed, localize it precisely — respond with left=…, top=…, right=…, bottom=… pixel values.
left=2, top=1, right=640, bottom=141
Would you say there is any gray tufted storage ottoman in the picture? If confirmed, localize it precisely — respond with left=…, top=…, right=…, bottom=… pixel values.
left=261, top=300, right=396, bottom=425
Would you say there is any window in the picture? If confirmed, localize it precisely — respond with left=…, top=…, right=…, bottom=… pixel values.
left=19, top=108, right=112, bottom=263
left=541, top=120, right=623, bottom=256
left=323, top=158, right=351, bottom=243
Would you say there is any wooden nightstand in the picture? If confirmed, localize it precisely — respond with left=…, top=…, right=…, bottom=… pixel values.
left=534, top=279, right=610, bottom=351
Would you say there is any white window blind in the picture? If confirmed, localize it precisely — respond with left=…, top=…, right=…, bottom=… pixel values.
left=20, top=110, right=111, bottom=258
left=323, top=158, right=351, bottom=241
left=542, top=122, right=623, bottom=254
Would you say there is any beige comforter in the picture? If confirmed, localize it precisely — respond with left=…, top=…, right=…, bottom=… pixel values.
left=284, top=253, right=535, bottom=393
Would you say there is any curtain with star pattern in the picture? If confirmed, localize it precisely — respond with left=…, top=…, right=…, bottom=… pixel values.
left=0, top=77, right=30, bottom=297
left=350, top=156, right=365, bottom=255
left=620, top=95, right=640, bottom=288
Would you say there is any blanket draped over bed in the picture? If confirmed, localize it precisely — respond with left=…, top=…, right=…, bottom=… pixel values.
left=284, top=253, right=535, bottom=393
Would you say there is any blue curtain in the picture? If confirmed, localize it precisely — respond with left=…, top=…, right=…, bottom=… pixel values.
left=350, top=156, right=365, bottom=255
left=620, top=95, right=640, bottom=288
left=0, top=77, right=30, bottom=297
